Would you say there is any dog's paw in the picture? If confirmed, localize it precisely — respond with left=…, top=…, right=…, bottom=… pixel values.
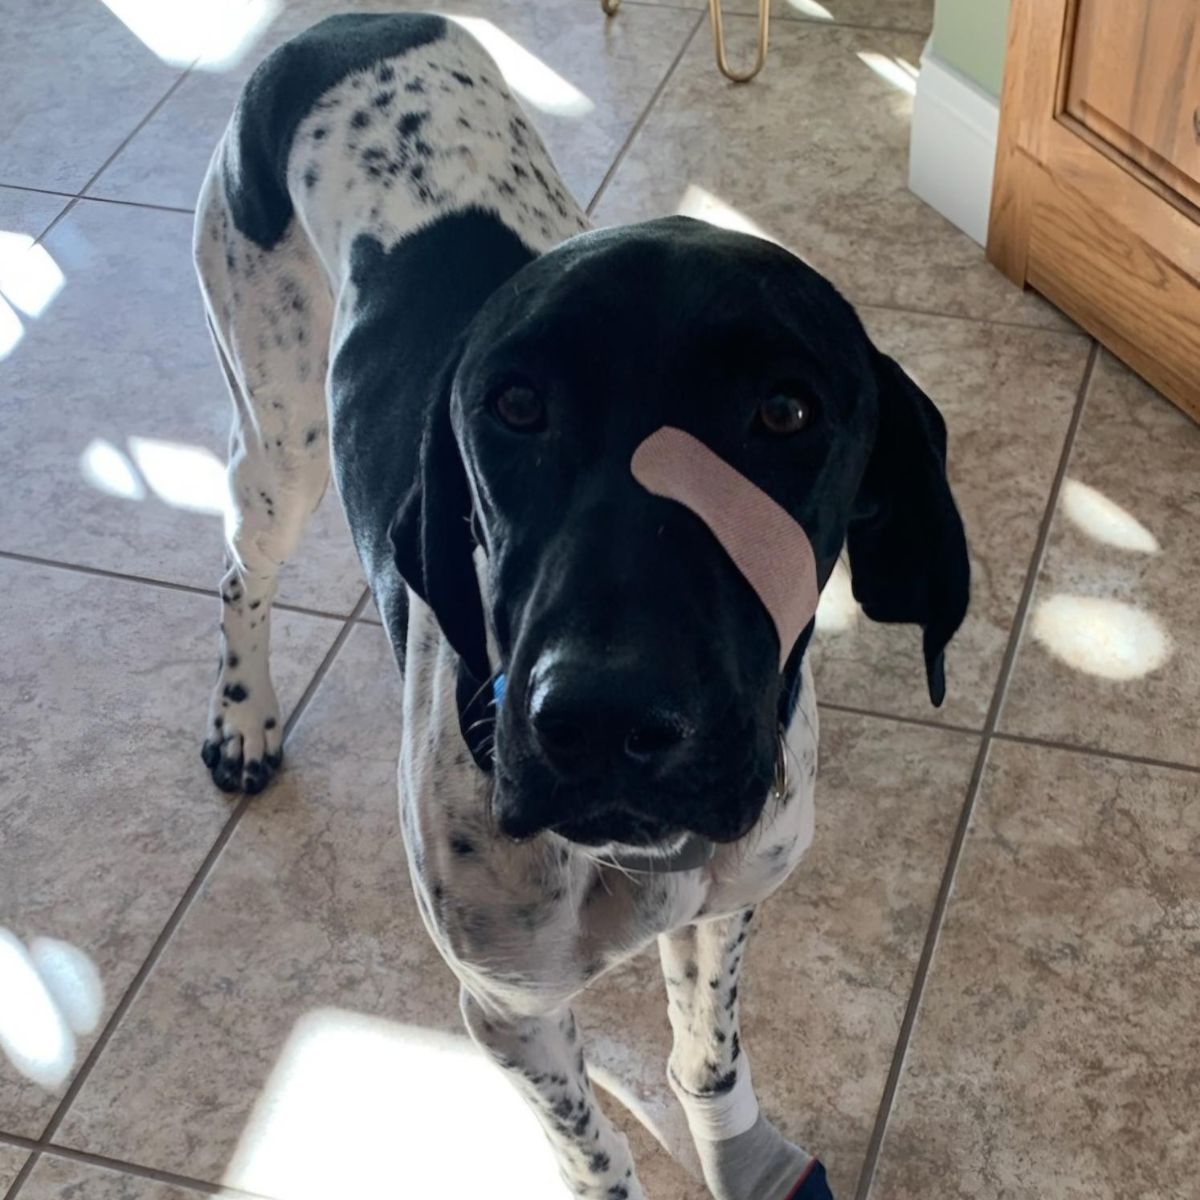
left=201, top=675, right=282, bottom=795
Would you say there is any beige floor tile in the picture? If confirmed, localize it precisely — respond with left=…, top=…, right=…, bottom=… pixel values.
left=0, top=187, right=70, bottom=240
left=55, top=633, right=978, bottom=1197
left=0, top=1143, right=31, bottom=1193
left=575, top=712, right=981, bottom=1198
left=0, top=560, right=340, bottom=1136
left=871, top=741, right=1200, bottom=1199
left=593, top=18, right=1070, bottom=330
left=19, top=1156, right=208, bottom=1200
left=0, top=0, right=182, bottom=193
left=53, top=624, right=461, bottom=1185
left=0, top=198, right=364, bottom=616
left=806, top=312, right=1090, bottom=729
left=88, top=0, right=700, bottom=212
left=1001, top=354, right=1200, bottom=768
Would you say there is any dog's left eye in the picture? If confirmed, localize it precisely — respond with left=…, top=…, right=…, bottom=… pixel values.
left=491, top=384, right=546, bottom=432
left=757, top=393, right=813, bottom=436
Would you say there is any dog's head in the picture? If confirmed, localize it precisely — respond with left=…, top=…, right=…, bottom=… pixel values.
left=391, top=217, right=968, bottom=848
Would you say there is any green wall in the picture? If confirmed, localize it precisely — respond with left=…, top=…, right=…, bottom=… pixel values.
left=931, top=0, right=1010, bottom=98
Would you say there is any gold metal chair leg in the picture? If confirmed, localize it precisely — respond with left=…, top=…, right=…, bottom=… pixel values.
left=601, top=0, right=621, bottom=15
left=708, top=0, right=770, bottom=82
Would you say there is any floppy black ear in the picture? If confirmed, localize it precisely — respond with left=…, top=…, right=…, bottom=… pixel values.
left=846, top=349, right=970, bottom=706
left=389, top=392, right=491, bottom=684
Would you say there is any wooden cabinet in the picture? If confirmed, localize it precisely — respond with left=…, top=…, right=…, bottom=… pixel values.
left=1067, top=0, right=1200, bottom=208
left=989, top=0, right=1200, bottom=421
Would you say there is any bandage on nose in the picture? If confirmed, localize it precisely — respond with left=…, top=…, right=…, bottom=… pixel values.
left=631, top=427, right=819, bottom=669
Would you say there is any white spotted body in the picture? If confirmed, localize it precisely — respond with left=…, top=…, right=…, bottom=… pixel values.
left=194, top=15, right=830, bottom=1200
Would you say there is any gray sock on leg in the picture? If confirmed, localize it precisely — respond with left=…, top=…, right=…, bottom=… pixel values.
left=691, top=1113, right=822, bottom=1200
left=670, top=1063, right=829, bottom=1200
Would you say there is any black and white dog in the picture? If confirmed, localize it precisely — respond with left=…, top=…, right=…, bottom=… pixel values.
left=195, top=13, right=968, bottom=1199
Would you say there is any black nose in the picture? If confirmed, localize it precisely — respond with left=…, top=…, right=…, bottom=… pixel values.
left=527, top=659, right=695, bottom=778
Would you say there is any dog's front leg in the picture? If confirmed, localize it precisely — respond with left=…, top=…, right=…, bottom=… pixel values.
left=659, top=912, right=833, bottom=1200
left=461, top=987, right=645, bottom=1200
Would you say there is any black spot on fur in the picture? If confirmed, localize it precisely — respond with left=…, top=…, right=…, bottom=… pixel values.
left=264, top=717, right=277, bottom=730
left=684, top=961, right=698, bottom=982
left=249, top=600, right=261, bottom=610
left=589, top=1151, right=610, bottom=1175
left=377, top=63, right=395, bottom=82
left=404, top=77, right=425, bottom=93
left=303, top=164, right=319, bottom=189
left=397, top=110, right=428, bottom=136
left=227, top=653, right=239, bottom=668
left=450, top=834, right=475, bottom=855
left=351, top=109, right=371, bottom=129
left=607, top=1186, right=629, bottom=1200
left=450, top=70, right=474, bottom=86
left=700, top=1069, right=738, bottom=1096
left=731, top=1031, right=741, bottom=1061
left=373, top=88, right=395, bottom=108
left=224, top=683, right=249, bottom=702
left=305, top=427, right=320, bottom=445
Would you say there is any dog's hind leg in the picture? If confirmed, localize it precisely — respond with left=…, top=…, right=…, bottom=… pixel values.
left=460, top=989, right=647, bottom=1200
left=194, top=171, right=334, bottom=793
left=659, top=911, right=833, bottom=1199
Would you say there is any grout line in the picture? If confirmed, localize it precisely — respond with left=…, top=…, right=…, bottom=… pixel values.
left=586, top=9, right=707, bottom=216
left=0, top=183, right=76, bottom=200
left=853, top=339, right=1100, bottom=1200
left=0, top=550, right=360, bottom=623
left=283, top=588, right=370, bottom=739
left=64, top=193, right=195, bottom=217
left=816, top=700, right=980, bottom=737
left=5, top=594, right=367, bottom=1200
left=1, top=181, right=194, bottom=218
left=17, top=1143, right=278, bottom=1200
left=33, top=64, right=197, bottom=247
left=857, top=298, right=1089, bottom=338
left=816, top=699, right=1200, bottom=778
left=991, top=730, right=1200, bottom=778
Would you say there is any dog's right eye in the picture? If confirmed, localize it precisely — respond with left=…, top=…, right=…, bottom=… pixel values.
left=490, top=384, right=546, bottom=432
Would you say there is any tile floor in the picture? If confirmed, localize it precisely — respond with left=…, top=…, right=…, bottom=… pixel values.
left=1, top=1, right=1196, bottom=1198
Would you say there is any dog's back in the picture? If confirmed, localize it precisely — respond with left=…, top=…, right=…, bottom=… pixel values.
left=194, top=13, right=587, bottom=627
left=192, top=13, right=587, bottom=786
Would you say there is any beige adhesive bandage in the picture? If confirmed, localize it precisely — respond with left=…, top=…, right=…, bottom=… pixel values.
left=631, top=427, right=819, bottom=669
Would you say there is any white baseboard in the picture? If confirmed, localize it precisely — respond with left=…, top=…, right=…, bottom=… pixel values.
left=908, top=50, right=1000, bottom=247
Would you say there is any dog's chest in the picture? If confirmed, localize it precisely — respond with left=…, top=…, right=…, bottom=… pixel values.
left=396, top=605, right=819, bottom=1011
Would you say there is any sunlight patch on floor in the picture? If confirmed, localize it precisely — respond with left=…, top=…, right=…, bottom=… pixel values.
left=856, top=51, right=917, bottom=101
left=785, top=0, right=834, bottom=19
left=224, top=1008, right=568, bottom=1199
left=1059, top=479, right=1160, bottom=555
left=453, top=17, right=593, bottom=118
left=676, top=184, right=777, bottom=243
left=0, top=229, right=66, bottom=361
left=0, top=930, right=103, bottom=1090
left=1030, top=594, right=1171, bottom=682
left=99, top=0, right=280, bottom=71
